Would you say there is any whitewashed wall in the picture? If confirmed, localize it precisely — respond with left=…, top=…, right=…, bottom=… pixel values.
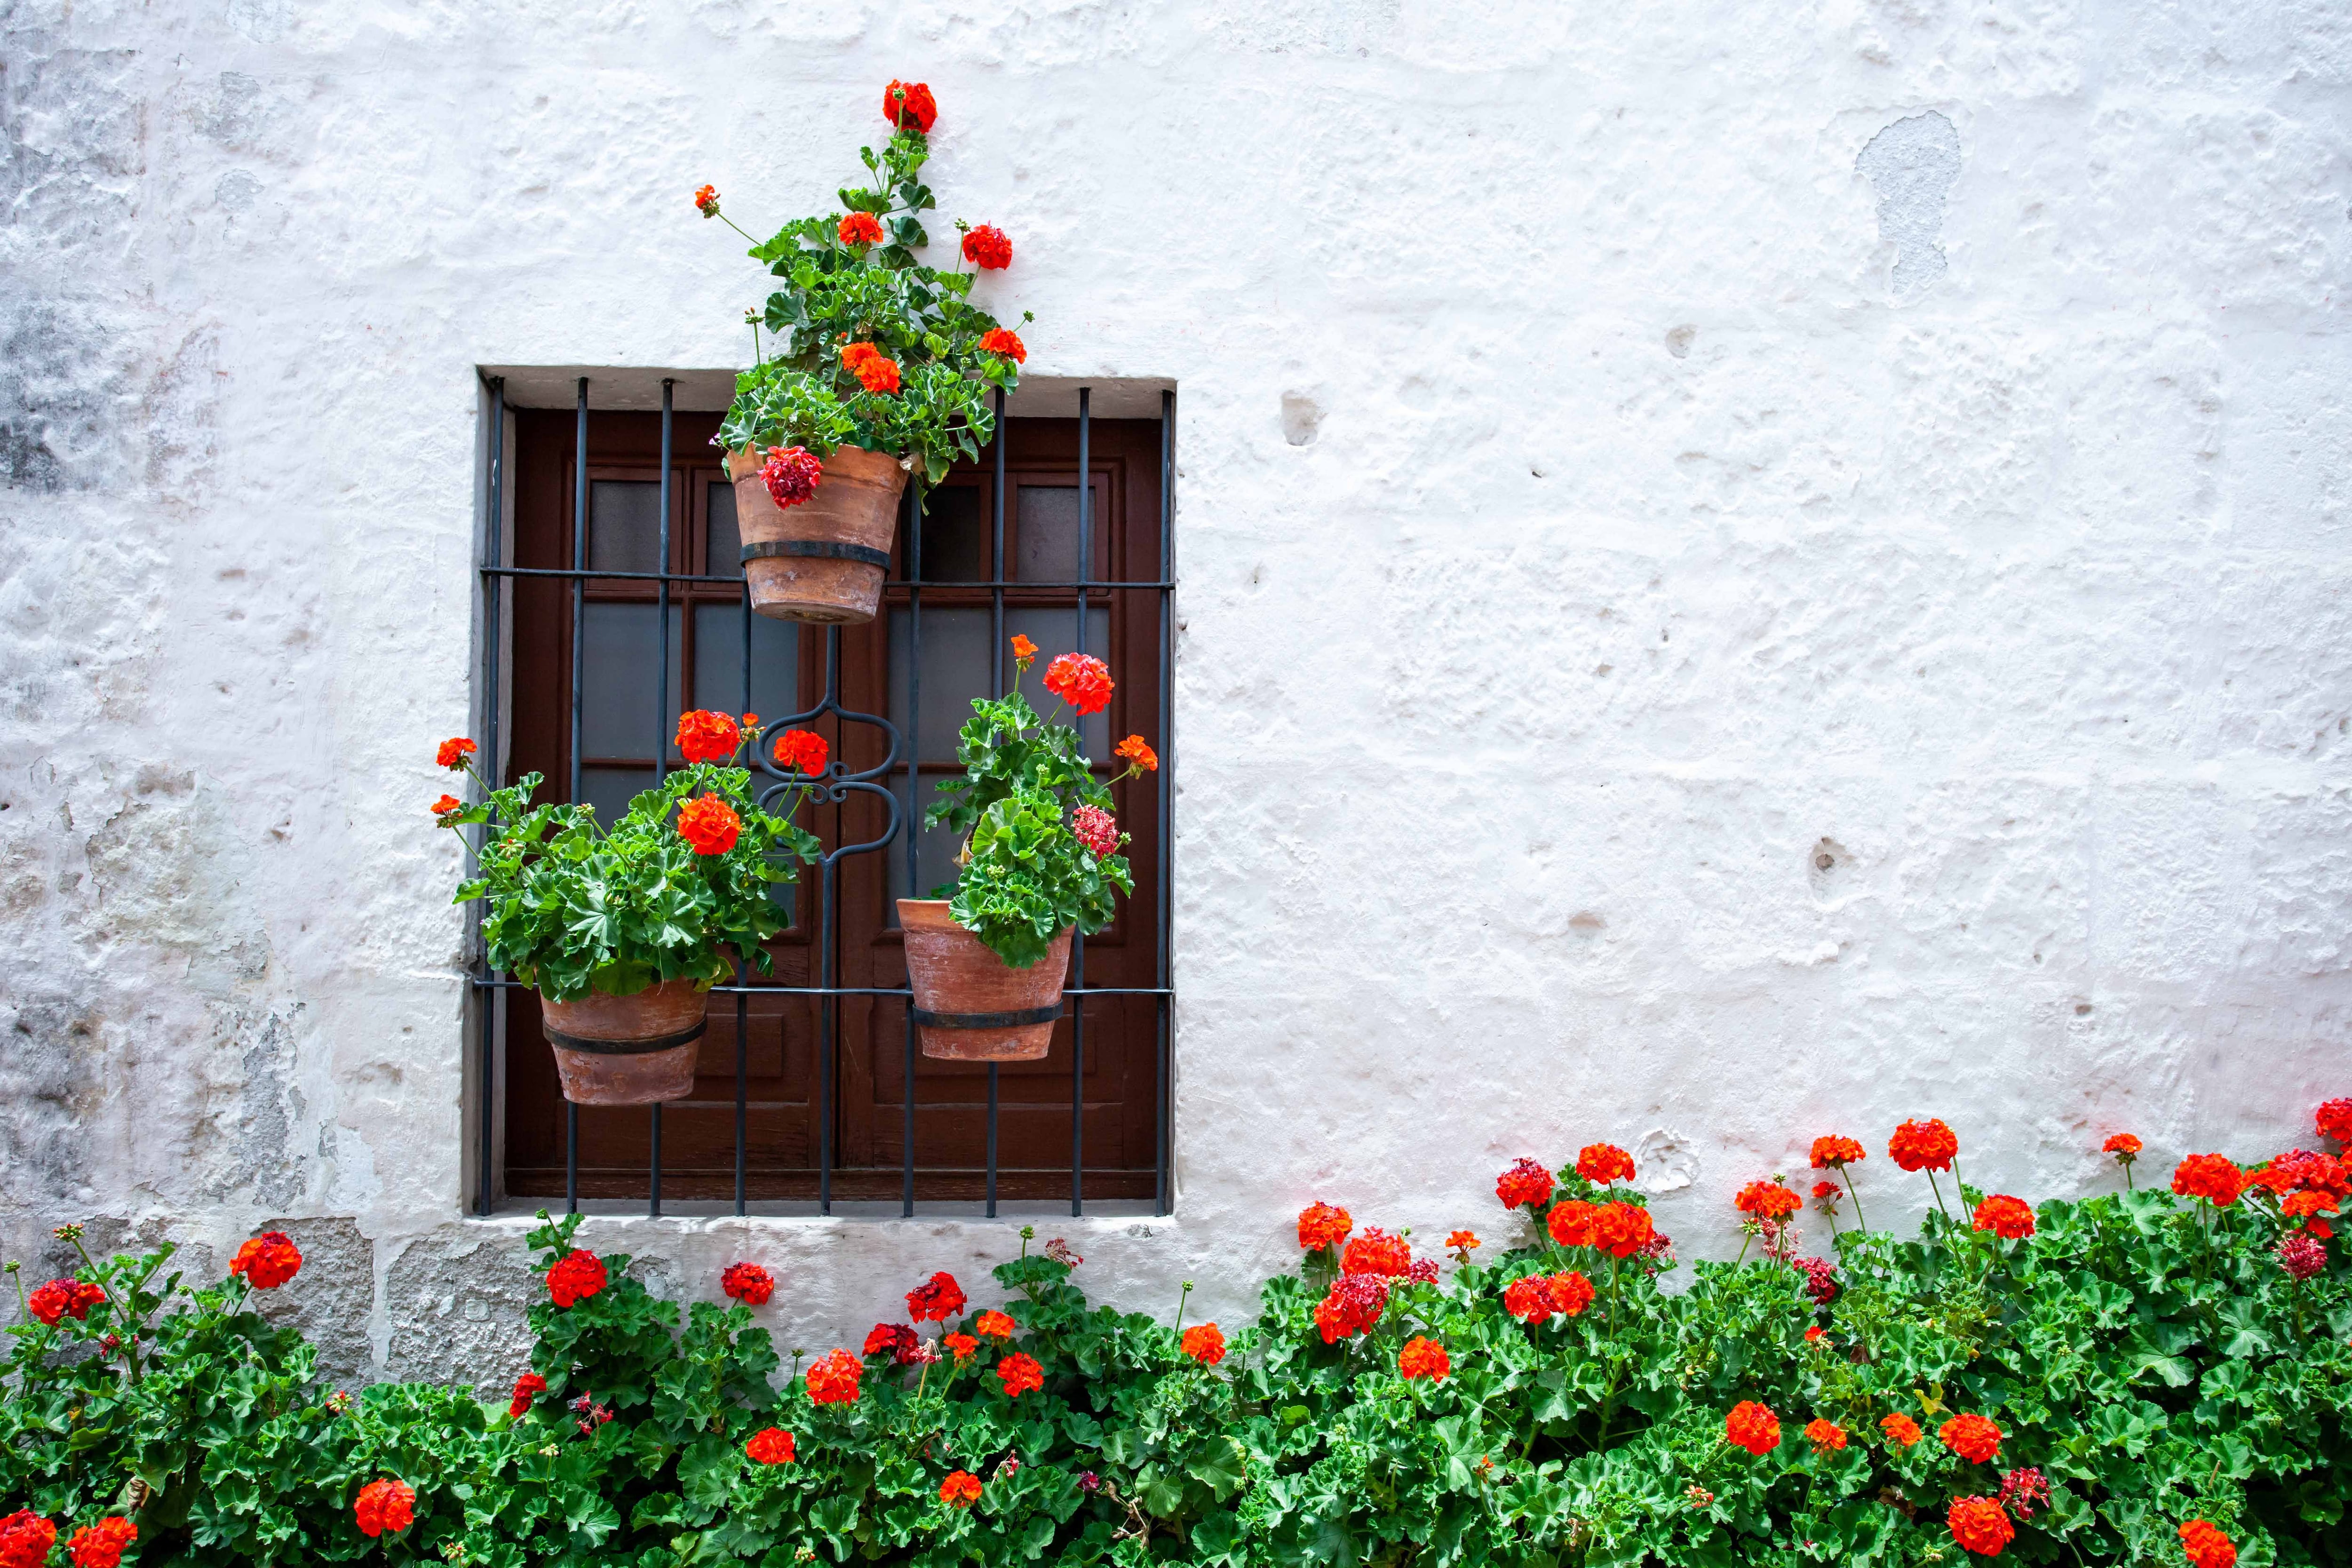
left=2, top=0, right=2348, bottom=1384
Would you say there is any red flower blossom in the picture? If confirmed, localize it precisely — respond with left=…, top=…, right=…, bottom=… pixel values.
left=979, top=327, right=1026, bottom=362
left=2266, top=1149, right=2349, bottom=1200
left=746, top=1426, right=796, bottom=1465
left=2277, top=1231, right=2327, bottom=1281
left=676, top=710, right=743, bottom=765
left=1312, top=1274, right=1390, bottom=1343
left=1804, top=1417, right=1846, bottom=1451
left=432, top=794, right=463, bottom=820
left=864, top=1323, right=918, bottom=1360
left=1445, top=1229, right=1479, bottom=1254
left=1880, top=1413, right=1922, bottom=1448
left=1341, top=1227, right=1413, bottom=1278
left=1811, top=1180, right=1842, bottom=1213
left=1071, top=804, right=1120, bottom=858
left=353, top=1478, right=415, bottom=1537
left=1547, top=1199, right=1597, bottom=1247
left=906, top=1271, right=967, bottom=1323
left=854, top=354, right=902, bottom=395
left=437, top=737, right=477, bottom=770
left=66, top=1518, right=135, bottom=1568
left=231, top=1231, right=303, bottom=1289
left=1736, top=1181, right=1803, bottom=1222
left=1724, top=1401, right=1781, bottom=1456
left=1181, top=1323, right=1225, bottom=1365
left=1589, top=1202, right=1657, bottom=1259
left=837, top=211, right=885, bottom=247
left=694, top=184, right=719, bottom=217
left=1547, top=1271, right=1596, bottom=1316
left=1947, top=1496, right=2014, bottom=1557
left=974, top=1309, right=1015, bottom=1340
left=2319, top=1098, right=2352, bottom=1145
left=1009, top=634, right=1038, bottom=667
left=1043, top=652, right=1114, bottom=716
left=546, top=1250, right=608, bottom=1308
left=1939, top=1414, right=2003, bottom=1464
left=1297, top=1202, right=1352, bottom=1251
left=1796, top=1255, right=1839, bottom=1306
left=1502, top=1276, right=1555, bottom=1323
left=2179, top=1520, right=2237, bottom=1568
left=2171, top=1154, right=2246, bottom=1208
left=944, top=1332, right=977, bottom=1360
left=961, top=224, right=1012, bottom=270
left=996, top=1351, right=1044, bottom=1397
left=722, top=1262, right=775, bottom=1305
left=2103, top=1132, right=2142, bottom=1161
left=841, top=342, right=881, bottom=373
left=1576, top=1143, right=1637, bottom=1185
left=1998, top=1467, right=2050, bottom=1520
left=0, top=1514, right=55, bottom=1568
left=939, top=1469, right=982, bottom=1508
left=805, top=1348, right=862, bottom=1404
left=769, top=728, right=828, bottom=778
left=508, top=1371, right=546, bottom=1418
left=677, top=795, right=741, bottom=855
left=1972, top=1195, right=2035, bottom=1240
left=761, top=446, right=822, bottom=509
left=1496, top=1157, right=1556, bottom=1210
left=28, top=1279, right=104, bottom=1326
left=1889, top=1118, right=1960, bottom=1172
left=884, top=80, right=937, bottom=133
left=1115, top=733, right=1157, bottom=772
left=1810, top=1135, right=1867, bottom=1169
left=2283, top=1189, right=2340, bottom=1221
left=1397, top=1336, right=1450, bottom=1382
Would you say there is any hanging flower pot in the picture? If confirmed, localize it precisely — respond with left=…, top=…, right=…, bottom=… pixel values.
left=727, top=444, right=908, bottom=625
left=538, top=976, right=711, bottom=1106
left=898, top=899, right=1073, bottom=1061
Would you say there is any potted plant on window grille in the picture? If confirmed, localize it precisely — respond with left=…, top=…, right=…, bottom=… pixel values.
left=902, top=638, right=1156, bottom=1061
left=695, top=80, right=1030, bottom=625
left=429, top=715, right=826, bottom=1106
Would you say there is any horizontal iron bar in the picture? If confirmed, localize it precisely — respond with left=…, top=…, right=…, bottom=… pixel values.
left=478, top=565, right=1172, bottom=589
left=467, top=977, right=1171, bottom=997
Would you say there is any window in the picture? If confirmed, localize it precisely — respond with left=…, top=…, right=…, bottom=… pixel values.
left=474, top=380, right=1172, bottom=1215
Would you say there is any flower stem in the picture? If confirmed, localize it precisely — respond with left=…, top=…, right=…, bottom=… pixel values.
left=1840, top=1168, right=1867, bottom=1234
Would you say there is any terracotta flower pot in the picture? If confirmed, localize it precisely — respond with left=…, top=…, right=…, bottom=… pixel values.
left=537, top=976, right=709, bottom=1106
left=728, top=444, right=909, bottom=625
left=898, top=899, right=1073, bottom=1062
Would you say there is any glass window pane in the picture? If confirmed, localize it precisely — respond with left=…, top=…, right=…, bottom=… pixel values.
left=707, top=478, right=740, bottom=579
left=1006, top=606, right=1112, bottom=758
left=590, top=480, right=663, bottom=575
left=580, top=603, right=683, bottom=760
left=1015, top=485, right=1109, bottom=583
left=887, top=606, right=993, bottom=759
left=887, top=772, right=968, bottom=909
left=914, top=484, right=985, bottom=582
left=580, top=766, right=655, bottom=828
left=691, top=605, right=800, bottom=735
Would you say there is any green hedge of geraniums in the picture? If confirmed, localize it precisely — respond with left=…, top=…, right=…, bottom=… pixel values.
left=6, top=1106, right=2352, bottom=1568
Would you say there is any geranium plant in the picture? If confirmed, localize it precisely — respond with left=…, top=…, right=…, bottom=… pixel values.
left=699, top=80, right=1030, bottom=489
left=432, top=714, right=826, bottom=1001
left=922, top=639, right=1156, bottom=967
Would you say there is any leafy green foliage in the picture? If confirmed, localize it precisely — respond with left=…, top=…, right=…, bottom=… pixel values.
left=713, top=127, right=1027, bottom=487
left=8, top=1151, right=2350, bottom=1566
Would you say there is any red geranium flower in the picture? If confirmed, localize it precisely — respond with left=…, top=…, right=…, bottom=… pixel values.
left=2171, top=1154, right=2246, bottom=1208
left=1947, top=1496, right=2014, bottom=1558
left=838, top=211, right=885, bottom=247
left=2283, top=1189, right=2340, bottom=1221
left=1724, top=1401, right=1781, bottom=1456
left=1297, top=1202, right=1352, bottom=1251
left=2179, top=1520, right=2237, bottom=1568
left=864, top=1323, right=917, bottom=1359
left=2266, top=1149, right=2349, bottom=1200
left=432, top=794, right=462, bottom=820
left=676, top=709, right=743, bottom=764
left=1445, top=1229, right=1479, bottom=1254
left=884, top=80, right=937, bottom=133
left=1547, top=1199, right=1598, bottom=1248
left=1576, top=1143, right=1636, bottom=1185
left=1810, top=1135, right=1867, bottom=1169
left=677, top=795, right=741, bottom=855
left=1341, top=1227, right=1413, bottom=1279
left=27, top=1279, right=104, bottom=1326
left=746, top=1426, right=797, bottom=1465
left=996, top=1351, right=1044, bottom=1397
left=906, top=1272, right=967, bottom=1323
left=1972, top=1195, right=2035, bottom=1240
left=353, top=1479, right=415, bottom=1538
left=772, top=728, right=828, bottom=777
left=2102, top=1132, right=2142, bottom=1161
left=1115, top=734, right=1157, bottom=772
left=1502, top=1276, right=1554, bottom=1323
left=806, top=1348, right=862, bottom=1404
left=508, top=1371, right=546, bottom=1418
left=64, top=1517, right=135, bottom=1568
left=1312, top=1274, right=1390, bottom=1343
left=854, top=354, right=902, bottom=395
left=437, top=737, right=477, bottom=770
left=546, top=1250, right=608, bottom=1308
left=1880, top=1412, right=1922, bottom=1447
left=1181, top=1323, right=1225, bottom=1365
left=1939, top=1414, right=2003, bottom=1464
left=1071, top=804, right=1119, bottom=858
left=944, top=1332, right=977, bottom=1360
left=2277, top=1231, right=2327, bottom=1280
left=1497, top=1157, right=1556, bottom=1210
left=841, top=342, right=881, bottom=373
left=761, top=446, right=822, bottom=509
left=722, top=1263, right=775, bottom=1305
left=1009, top=633, right=1038, bottom=666
left=1589, top=1202, right=1656, bottom=1259
left=1736, top=1181, right=1802, bottom=1221
left=2319, top=1098, right=2352, bottom=1145
left=694, top=184, right=719, bottom=217
left=0, top=1514, right=55, bottom=1568
left=939, top=1469, right=982, bottom=1508
left=979, top=327, right=1025, bottom=362
left=1547, top=1271, right=1596, bottom=1316
left=1043, top=653, right=1113, bottom=716
left=1397, top=1336, right=1449, bottom=1382
left=231, top=1231, right=303, bottom=1289
left=1804, top=1418, right=1846, bottom=1452
left=1889, top=1118, right=1960, bottom=1172
left=961, top=224, right=1012, bottom=269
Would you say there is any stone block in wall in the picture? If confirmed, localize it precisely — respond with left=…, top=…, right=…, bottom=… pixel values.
left=383, top=1228, right=541, bottom=1393
left=248, top=1217, right=374, bottom=1388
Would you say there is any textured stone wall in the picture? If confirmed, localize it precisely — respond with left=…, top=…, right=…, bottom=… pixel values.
left=1, top=0, right=2347, bottom=1386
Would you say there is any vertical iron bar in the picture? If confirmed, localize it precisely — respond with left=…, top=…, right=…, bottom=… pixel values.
left=649, top=1104, right=662, bottom=1218
left=566, top=1104, right=578, bottom=1216
left=651, top=382, right=673, bottom=1221
left=819, top=627, right=840, bottom=1217
left=1072, top=387, right=1089, bottom=1217
left=738, top=554, right=753, bottom=1215
left=904, top=483, right=921, bottom=1218
left=567, top=376, right=587, bottom=1217
left=475, top=375, right=506, bottom=1218
left=1157, top=388, right=1175, bottom=1216
left=988, top=387, right=1006, bottom=1220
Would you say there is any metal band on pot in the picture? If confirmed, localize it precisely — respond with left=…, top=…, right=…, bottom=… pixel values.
left=542, top=1020, right=709, bottom=1056
left=740, top=540, right=894, bottom=570
left=910, top=1003, right=1065, bottom=1030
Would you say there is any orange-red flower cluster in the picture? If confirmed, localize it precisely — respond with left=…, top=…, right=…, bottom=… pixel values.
left=1070, top=804, right=1119, bottom=858
left=546, top=1250, right=608, bottom=1308
left=508, top=1372, right=545, bottom=1418
left=1889, top=1118, right=1959, bottom=1172
left=1009, top=634, right=1038, bottom=667
left=1880, top=1413, right=1922, bottom=1448
left=1495, top=1157, right=1555, bottom=1210
left=2178, top=1520, right=2237, bottom=1568
left=353, top=1479, right=415, bottom=1538
left=432, top=794, right=462, bottom=820
left=1313, top=1273, right=1390, bottom=1343
left=694, top=184, right=719, bottom=217
left=1939, top=1413, right=2003, bottom=1464
left=437, top=736, right=477, bottom=770
left=1043, top=653, right=1114, bottom=716
left=761, top=446, right=822, bottom=509
left=1181, top=1323, right=1225, bottom=1365
left=1735, top=1181, right=1803, bottom=1222
left=1724, top=1401, right=1780, bottom=1456
left=0, top=1512, right=55, bottom=1568
left=1549, top=1200, right=1657, bottom=1258
left=1804, top=1418, right=1847, bottom=1452
left=1445, top=1229, right=1479, bottom=1254
left=231, top=1231, right=303, bottom=1289
left=944, top=1332, right=977, bottom=1361
left=1972, top=1195, right=2035, bottom=1240
left=746, top=1427, right=796, bottom=1465
left=1341, top=1226, right=1413, bottom=1279
left=2103, top=1132, right=2142, bottom=1161
left=722, top=1262, right=775, bottom=1305
left=885, top=81, right=938, bottom=133
left=1397, top=1336, right=1450, bottom=1382
left=2171, top=1154, right=2246, bottom=1208
left=939, top=1469, right=982, bottom=1507
left=806, top=1348, right=862, bottom=1404
left=961, top=224, right=1013, bottom=270
left=1947, top=1496, right=2014, bottom=1557
left=1810, top=1135, right=1867, bottom=1170
left=838, top=211, right=885, bottom=247
left=840, top=342, right=902, bottom=395
left=2320, top=1098, right=2352, bottom=1145
left=906, top=1271, right=967, bottom=1323
left=677, top=795, right=741, bottom=855
left=27, top=1279, right=104, bottom=1326
left=864, top=1323, right=917, bottom=1360
left=1115, top=734, right=1158, bottom=772
left=1297, top=1201, right=1352, bottom=1251
left=973, top=1309, right=1015, bottom=1340
left=979, top=327, right=1026, bottom=362
left=676, top=710, right=743, bottom=765
left=1576, top=1143, right=1637, bottom=1185
left=996, top=1351, right=1044, bottom=1398
left=65, top=1517, right=135, bottom=1568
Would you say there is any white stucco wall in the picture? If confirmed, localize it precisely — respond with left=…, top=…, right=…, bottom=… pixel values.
left=3, top=0, right=2349, bottom=1383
